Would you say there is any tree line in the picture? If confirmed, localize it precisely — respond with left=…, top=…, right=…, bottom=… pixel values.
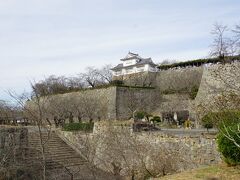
left=33, top=64, right=113, bottom=97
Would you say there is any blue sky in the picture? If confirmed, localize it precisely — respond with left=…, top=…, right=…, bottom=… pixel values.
left=0, top=0, right=240, bottom=100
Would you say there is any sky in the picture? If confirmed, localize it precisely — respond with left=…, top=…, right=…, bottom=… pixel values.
left=0, top=0, right=240, bottom=100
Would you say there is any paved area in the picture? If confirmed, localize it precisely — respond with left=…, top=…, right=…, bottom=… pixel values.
left=160, top=128, right=218, bottom=135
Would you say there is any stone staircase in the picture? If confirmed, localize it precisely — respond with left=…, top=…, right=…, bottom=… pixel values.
left=26, top=130, right=114, bottom=180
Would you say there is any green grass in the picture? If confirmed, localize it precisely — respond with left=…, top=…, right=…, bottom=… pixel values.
left=158, top=164, right=240, bottom=180
left=62, top=122, right=94, bottom=132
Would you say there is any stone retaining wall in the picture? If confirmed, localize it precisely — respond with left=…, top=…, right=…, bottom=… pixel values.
left=57, top=121, right=221, bottom=179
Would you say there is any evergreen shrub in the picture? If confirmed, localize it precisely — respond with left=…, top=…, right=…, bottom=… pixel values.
left=201, top=110, right=240, bottom=129
left=217, top=124, right=240, bottom=166
left=151, top=116, right=161, bottom=123
left=63, top=122, right=94, bottom=132
left=135, top=111, right=146, bottom=120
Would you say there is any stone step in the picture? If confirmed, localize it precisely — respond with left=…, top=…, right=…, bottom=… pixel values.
left=28, top=140, right=68, bottom=144
left=26, top=154, right=79, bottom=160
left=23, top=154, right=83, bottom=161
left=29, top=139, right=62, bottom=143
left=28, top=144, right=69, bottom=148
left=29, top=135, right=65, bottom=139
left=27, top=145, right=75, bottom=150
left=28, top=137, right=61, bottom=141
left=46, top=161, right=86, bottom=170
left=28, top=139, right=65, bottom=143
left=24, top=159, right=86, bottom=168
left=26, top=129, right=115, bottom=180
left=27, top=148, right=77, bottom=155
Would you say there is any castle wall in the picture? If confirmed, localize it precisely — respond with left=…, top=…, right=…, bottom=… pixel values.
left=115, top=87, right=161, bottom=120
left=193, top=62, right=240, bottom=119
left=27, top=62, right=240, bottom=123
left=60, top=87, right=118, bottom=120
left=112, top=67, right=204, bottom=120
left=115, top=66, right=204, bottom=92
left=158, top=94, right=190, bottom=112
left=156, top=66, right=204, bottom=92
left=26, top=87, right=118, bottom=123
left=113, top=72, right=157, bottom=87
left=57, top=121, right=221, bottom=178
left=28, top=86, right=161, bottom=122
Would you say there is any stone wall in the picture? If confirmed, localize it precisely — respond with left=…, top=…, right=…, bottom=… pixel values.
left=58, top=86, right=118, bottom=120
left=113, top=72, right=157, bottom=87
left=153, top=94, right=191, bottom=113
left=27, top=62, right=240, bottom=123
left=193, top=62, right=240, bottom=119
left=137, top=132, right=220, bottom=166
left=155, top=66, right=203, bottom=92
left=115, top=87, right=161, bottom=120
left=57, top=121, right=221, bottom=179
left=26, top=86, right=118, bottom=123
left=114, top=66, right=204, bottom=92
left=0, top=126, right=29, bottom=175
left=0, top=126, right=28, bottom=154
left=28, top=86, right=162, bottom=122
left=112, top=66, right=204, bottom=121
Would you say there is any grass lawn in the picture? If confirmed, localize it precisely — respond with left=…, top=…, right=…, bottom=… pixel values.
left=157, top=164, right=240, bottom=180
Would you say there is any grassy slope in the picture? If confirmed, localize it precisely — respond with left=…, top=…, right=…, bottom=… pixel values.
left=157, top=164, right=240, bottom=180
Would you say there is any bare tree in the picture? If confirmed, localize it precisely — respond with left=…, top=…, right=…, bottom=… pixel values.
left=210, top=23, right=232, bottom=59
left=97, top=64, right=113, bottom=84
left=125, top=88, right=144, bottom=118
left=80, top=92, right=107, bottom=122
left=79, top=65, right=113, bottom=88
left=124, top=88, right=160, bottom=119
left=67, top=94, right=85, bottom=123
left=46, top=95, right=72, bottom=127
left=67, top=76, right=85, bottom=90
left=33, top=75, right=69, bottom=96
left=80, top=67, right=101, bottom=88
left=33, top=75, right=85, bottom=96
left=0, top=100, right=12, bottom=124
left=233, top=23, right=240, bottom=54
left=9, top=83, right=52, bottom=180
left=69, top=121, right=188, bottom=179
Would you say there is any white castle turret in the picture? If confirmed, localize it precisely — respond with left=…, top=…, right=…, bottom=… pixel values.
left=111, top=52, right=158, bottom=76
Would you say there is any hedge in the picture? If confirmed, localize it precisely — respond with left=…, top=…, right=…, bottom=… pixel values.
left=158, top=55, right=240, bottom=70
left=62, top=122, right=94, bottom=132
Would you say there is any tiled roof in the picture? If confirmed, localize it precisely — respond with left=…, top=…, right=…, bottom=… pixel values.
left=111, top=58, right=157, bottom=71
left=120, top=52, right=141, bottom=61
left=111, top=63, right=123, bottom=70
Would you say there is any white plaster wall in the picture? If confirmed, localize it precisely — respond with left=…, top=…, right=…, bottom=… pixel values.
left=144, top=64, right=149, bottom=71
left=123, top=59, right=137, bottom=66
left=113, top=65, right=156, bottom=76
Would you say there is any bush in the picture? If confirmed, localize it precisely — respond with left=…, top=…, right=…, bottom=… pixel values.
left=63, top=122, right=94, bottom=132
left=110, top=80, right=124, bottom=86
left=201, top=111, right=240, bottom=129
left=217, top=124, right=240, bottom=166
left=135, top=111, right=146, bottom=120
left=202, top=115, right=214, bottom=130
left=158, top=55, right=240, bottom=70
left=189, top=86, right=199, bottom=100
left=151, top=116, right=161, bottom=123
